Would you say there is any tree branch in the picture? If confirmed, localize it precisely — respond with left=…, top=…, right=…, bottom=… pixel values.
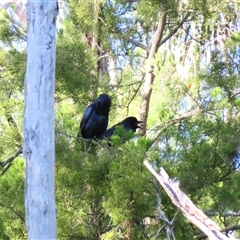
left=160, top=12, right=191, bottom=46
left=146, top=106, right=203, bottom=146
left=143, top=161, right=237, bottom=240
left=204, top=210, right=240, bottom=217
left=139, top=11, right=167, bottom=135
left=195, top=225, right=240, bottom=239
left=0, top=148, right=22, bottom=168
left=181, top=25, right=204, bottom=45
left=129, top=37, right=150, bottom=52
left=0, top=202, right=25, bottom=222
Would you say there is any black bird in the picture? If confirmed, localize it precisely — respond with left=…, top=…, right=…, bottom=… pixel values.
left=102, top=116, right=143, bottom=139
left=78, top=94, right=111, bottom=139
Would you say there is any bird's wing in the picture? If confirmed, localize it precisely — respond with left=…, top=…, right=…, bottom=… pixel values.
left=123, top=125, right=135, bottom=132
left=90, top=114, right=108, bottom=138
left=102, top=126, right=115, bottom=139
left=103, top=120, right=127, bottom=138
left=104, top=119, right=138, bottom=139
left=80, top=104, right=93, bottom=136
left=81, top=105, right=109, bottom=139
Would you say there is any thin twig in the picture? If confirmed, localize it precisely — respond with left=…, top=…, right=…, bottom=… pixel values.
left=145, top=106, right=203, bottom=146
left=126, top=80, right=143, bottom=116
left=160, top=12, right=191, bottom=46
left=56, top=130, right=111, bottom=149
left=0, top=148, right=22, bottom=168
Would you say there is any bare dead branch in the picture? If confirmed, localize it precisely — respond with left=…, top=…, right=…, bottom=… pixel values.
left=154, top=223, right=166, bottom=239
left=143, top=161, right=237, bottom=240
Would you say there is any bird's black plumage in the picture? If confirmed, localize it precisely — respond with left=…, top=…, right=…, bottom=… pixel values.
left=79, top=94, right=111, bottom=139
left=102, top=116, right=143, bottom=139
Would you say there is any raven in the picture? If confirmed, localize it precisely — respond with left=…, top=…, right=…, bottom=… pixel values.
left=102, top=116, right=143, bottom=139
left=78, top=94, right=111, bottom=139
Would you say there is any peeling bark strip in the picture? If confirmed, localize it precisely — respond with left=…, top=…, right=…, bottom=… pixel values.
left=144, top=161, right=236, bottom=240
left=23, top=1, right=58, bottom=239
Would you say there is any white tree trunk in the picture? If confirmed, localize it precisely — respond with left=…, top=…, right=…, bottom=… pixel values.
left=23, top=1, right=58, bottom=239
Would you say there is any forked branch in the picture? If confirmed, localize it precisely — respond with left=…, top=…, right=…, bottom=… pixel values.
left=144, top=161, right=236, bottom=240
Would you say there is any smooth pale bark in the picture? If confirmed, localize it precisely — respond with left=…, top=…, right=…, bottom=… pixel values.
left=23, top=1, right=58, bottom=239
left=139, top=12, right=166, bottom=135
left=139, top=12, right=190, bottom=135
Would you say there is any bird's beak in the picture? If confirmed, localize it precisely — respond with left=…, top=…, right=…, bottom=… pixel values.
left=137, top=121, right=144, bottom=129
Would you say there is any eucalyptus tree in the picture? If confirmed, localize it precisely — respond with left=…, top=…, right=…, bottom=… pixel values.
left=23, top=0, right=58, bottom=238
left=0, top=0, right=240, bottom=239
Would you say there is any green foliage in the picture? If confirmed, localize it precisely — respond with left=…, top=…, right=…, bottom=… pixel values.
left=0, top=159, right=25, bottom=239
left=55, top=135, right=155, bottom=239
left=0, top=0, right=240, bottom=239
left=108, top=125, right=137, bottom=145
left=0, top=49, right=26, bottom=91
left=67, top=0, right=98, bottom=32
left=56, top=21, right=98, bottom=101
left=0, top=10, right=26, bottom=47
left=178, top=119, right=238, bottom=195
left=103, top=141, right=154, bottom=222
